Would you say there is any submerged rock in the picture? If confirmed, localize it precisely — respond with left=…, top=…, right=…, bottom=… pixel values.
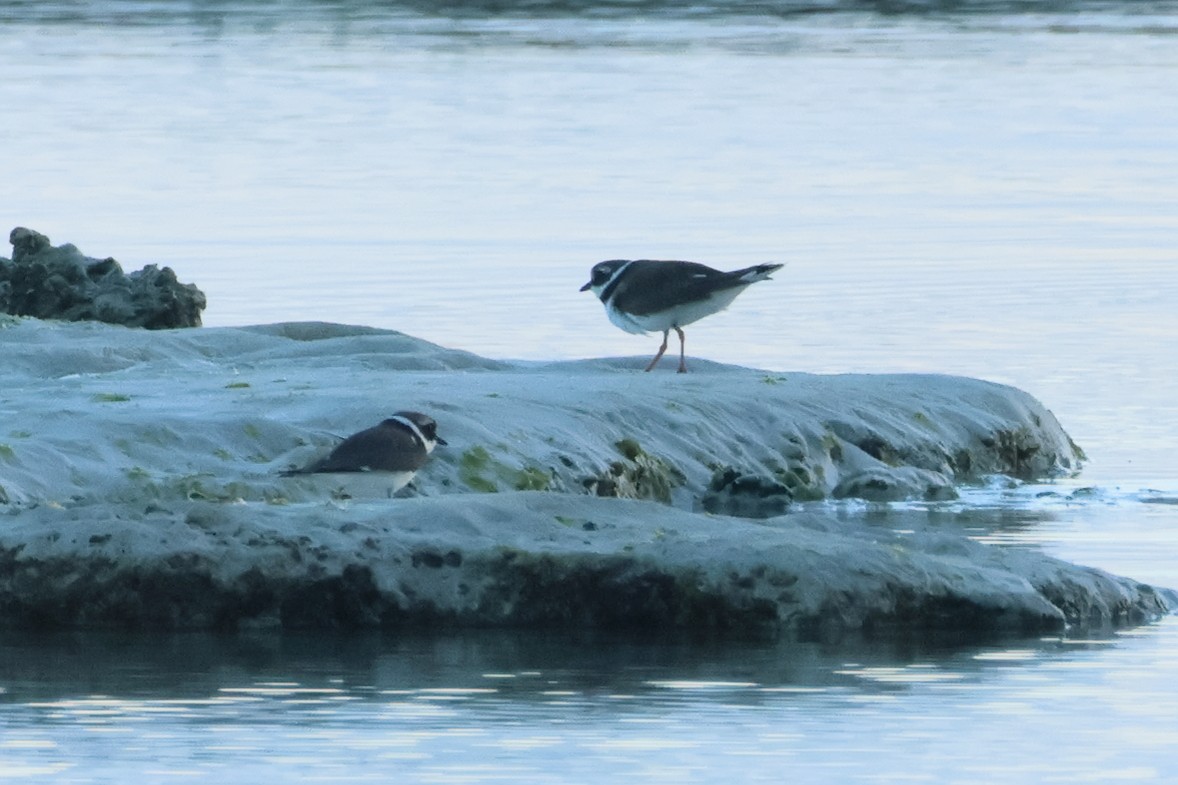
left=0, top=227, right=206, bottom=328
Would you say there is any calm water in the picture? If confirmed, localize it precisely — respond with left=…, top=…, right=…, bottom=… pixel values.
left=2, top=623, right=1178, bottom=784
left=3, top=1, right=1178, bottom=782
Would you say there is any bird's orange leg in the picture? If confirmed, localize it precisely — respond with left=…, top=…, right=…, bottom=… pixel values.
left=645, top=330, right=670, bottom=372
left=675, top=327, right=688, bottom=373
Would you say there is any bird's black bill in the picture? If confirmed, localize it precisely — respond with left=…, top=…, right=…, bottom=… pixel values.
left=579, top=281, right=592, bottom=292
left=436, top=437, right=449, bottom=446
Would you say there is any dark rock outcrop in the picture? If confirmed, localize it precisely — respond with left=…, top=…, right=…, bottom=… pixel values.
left=702, top=468, right=793, bottom=518
left=1, top=227, right=205, bottom=328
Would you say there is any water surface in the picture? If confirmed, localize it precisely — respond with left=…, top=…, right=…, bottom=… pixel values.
left=2, top=2, right=1177, bottom=782
left=3, top=622, right=1178, bottom=784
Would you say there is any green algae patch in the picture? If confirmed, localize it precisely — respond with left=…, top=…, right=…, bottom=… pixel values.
left=459, top=446, right=500, bottom=493
left=460, top=445, right=553, bottom=493
left=514, top=466, right=551, bottom=491
left=987, top=427, right=1041, bottom=480
left=585, top=439, right=685, bottom=504
left=822, top=431, right=844, bottom=462
left=775, top=464, right=826, bottom=502
left=911, top=410, right=935, bottom=429
left=125, top=466, right=150, bottom=481
left=179, top=477, right=252, bottom=503
left=616, top=438, right=644, bottom=462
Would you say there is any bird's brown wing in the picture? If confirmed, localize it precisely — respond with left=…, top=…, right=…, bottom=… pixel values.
left=611, top=260, right=748, bottom=317
left=309, top=422, right=425, bottom=473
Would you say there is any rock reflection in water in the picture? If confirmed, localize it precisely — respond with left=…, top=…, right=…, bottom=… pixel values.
left=2, top=624, right=1178, bottom=783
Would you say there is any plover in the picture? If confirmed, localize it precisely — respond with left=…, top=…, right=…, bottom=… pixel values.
left=281, top=411, right=446, bottom=497
left=580, top=259, right=784, bottom=372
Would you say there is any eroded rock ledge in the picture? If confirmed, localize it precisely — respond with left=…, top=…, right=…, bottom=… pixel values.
left=0, top=494, right=1170, bottom=637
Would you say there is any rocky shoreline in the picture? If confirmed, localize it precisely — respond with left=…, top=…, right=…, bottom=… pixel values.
left=0, top=316, right=1170, bottom=636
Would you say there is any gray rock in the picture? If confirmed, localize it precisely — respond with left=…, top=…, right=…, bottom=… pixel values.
left=702, top=468, right=793, bottom=518
left=0, top=494, right=1170, bottom=636
left=0, top=319, right=1167, bottom=637
left=1, top=227, right=205, bottom=328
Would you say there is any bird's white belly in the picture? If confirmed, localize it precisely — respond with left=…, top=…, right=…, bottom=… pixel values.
left=605, top=301, right=652, bottom=334
left=607, top=287, right=746, bottom=334
left=303, top=470, right=416, bottom=500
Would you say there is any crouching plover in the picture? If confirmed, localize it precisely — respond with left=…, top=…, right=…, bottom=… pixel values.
left=281, top=411, right=446, bottom=498
left=580, top=259, right=784, bottom=372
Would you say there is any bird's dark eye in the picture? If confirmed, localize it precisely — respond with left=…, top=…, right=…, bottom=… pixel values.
left=592, top=267, right=611, bottom=285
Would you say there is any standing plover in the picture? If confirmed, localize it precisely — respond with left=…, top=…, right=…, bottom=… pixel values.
left=281, top=411, right=446, bottom=497
left=580, top=259, right=783, bottom=372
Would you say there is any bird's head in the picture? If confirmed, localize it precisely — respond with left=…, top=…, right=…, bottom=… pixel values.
left=390, top=410, right=447, bottom=452
left=580, top=259, right=630, bottom=298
